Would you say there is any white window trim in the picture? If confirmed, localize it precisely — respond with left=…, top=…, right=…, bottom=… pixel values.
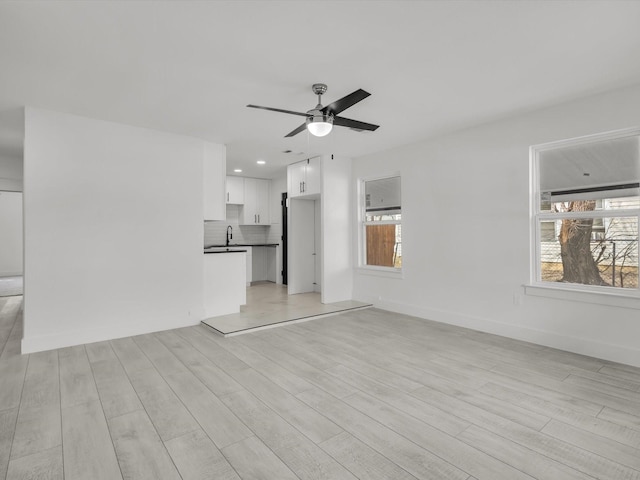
left=357, top=172, right=402, bottom=276
left=528, top=126, right=640, bottom=304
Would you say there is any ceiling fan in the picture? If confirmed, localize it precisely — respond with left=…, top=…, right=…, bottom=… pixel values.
left=247, top=83, right=379, bottom=138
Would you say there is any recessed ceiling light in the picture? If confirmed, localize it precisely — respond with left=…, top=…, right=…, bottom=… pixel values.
left=234, top=169, right=242, bottom=173
left=257, top=160, right=266, bottom=165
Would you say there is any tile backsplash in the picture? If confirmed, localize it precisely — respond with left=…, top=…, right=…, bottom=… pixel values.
left=204, top=204, right=282, bottom=246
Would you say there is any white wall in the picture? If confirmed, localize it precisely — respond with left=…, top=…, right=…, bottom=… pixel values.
left=322, top=155, right=353, bottom=303
left=22, top=108, right=217, bottom=352
left=0, top=191, right=23, bottom=276
left=0, top=108, right=24, bottom=192
left=353, top=84, right=640, bottom=368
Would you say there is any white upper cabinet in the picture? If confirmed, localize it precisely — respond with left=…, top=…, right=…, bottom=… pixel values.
left=288, top=157, right=321, bottom=198
left=203, top=143, right=226, bottom=221
left=240, top=177, right=270, bottom=225
left=226, top=176, right=244, bottom=204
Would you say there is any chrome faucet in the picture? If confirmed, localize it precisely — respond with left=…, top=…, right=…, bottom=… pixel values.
left=226, top=225, right=233, bottom=246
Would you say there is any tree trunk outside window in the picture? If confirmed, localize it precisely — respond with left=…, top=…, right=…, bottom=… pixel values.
left=558, top=200, right=608, bottom=285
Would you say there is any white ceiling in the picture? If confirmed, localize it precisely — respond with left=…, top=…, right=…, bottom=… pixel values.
left=2, top=1, right=640, bottom=179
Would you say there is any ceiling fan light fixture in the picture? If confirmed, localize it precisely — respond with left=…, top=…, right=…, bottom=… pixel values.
left=306, top=112, right=333, bottom=137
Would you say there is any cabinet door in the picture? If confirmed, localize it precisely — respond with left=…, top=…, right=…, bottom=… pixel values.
left=203, top=143, right=226, bottom=221
left=304, top=157, right=321, bottom=195
left=226, top=176, right=244, bottom=204
left=255, top=179, right=270, bottom=224
left=288, top=161, right=305, bottom=198
left=240, top=178, right=257, bottom=224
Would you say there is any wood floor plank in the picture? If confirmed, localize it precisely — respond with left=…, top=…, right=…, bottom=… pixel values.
left=201, top=332, right=315, bottom=395
left=58, top=345, right=99, bottom=408
left=599, top=364, right=640, bottom=383
left=457, top=425, right=595, bottom=480
left=126, top=367, right=201, bottom=442
left=320, top=431, right=418, bottom=480
left=598, top=407, right=640, bottom=430
left=492, top=363, right=640, bottom=416
left=564, top=372, right=640, bottom=397
left=131, top=333, right=253, bottom=449
left=164, top=429, right=240, bottom=480
left=221, top=389, right=357, bottom=480
left=61, top=399, right=122, bottom=480
left=485, top=371, right=604, bottom=416
left=326, top=363, right=470, bottom=436
left=108, top=410, right=181, bottom=480
left=566, top=370, right=640, bottom=393
left=234, top=333, right=360, bottom=399
left=221, top=436, right=299, bottom=480
left=479, top=381, right=640, bottom=448
left=227, top=367, right=343, bottom=444
left=155, top=330, right=244, bottom=397
left=11, top=351, right=60, bottom=460
left=0, top=408, right=18, bottom=479
left=88, top=358, right=143, bottom=419
left=0, top=298, right=21, bottom=357
left=177, top=326, right=252, bottom=374
left=262, top=328, right=341, bottom=370
left=110, top=337, right=155, bottom=375
left=0, top=313, right=28, bottom=412
left=543, top=419, right=640, bottom=471
left=297, top=387, right=469, bottom=480
left=343, top=390, right=535, bottom=480
left=6, top=445, right=63, bottom=480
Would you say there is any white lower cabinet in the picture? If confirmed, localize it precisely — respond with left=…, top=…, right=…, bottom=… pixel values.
left=203, top=252, right=246, bottom=318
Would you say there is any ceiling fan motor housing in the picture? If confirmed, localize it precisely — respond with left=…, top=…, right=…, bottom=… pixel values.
left=312, top=83, right=328, bottom=96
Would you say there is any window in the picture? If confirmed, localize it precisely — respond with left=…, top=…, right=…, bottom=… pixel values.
left=531, top=129, right=640, bottom=294
left=359, top=175, right=402, bottom=270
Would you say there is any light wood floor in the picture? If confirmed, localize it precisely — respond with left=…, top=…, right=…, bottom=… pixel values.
left=2, top=295, right=640, bottom=480
left=203, top=283, right=371, bottom=335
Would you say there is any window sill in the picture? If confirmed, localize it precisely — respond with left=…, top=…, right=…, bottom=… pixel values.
left=524, top=283, right=640, bottom=310
left=356, top=266, right=403, bottom=279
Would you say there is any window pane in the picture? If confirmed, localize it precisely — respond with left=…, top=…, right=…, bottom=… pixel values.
left=365, top=176, right=401, bottom=213
left=540, top=217, right=638, bottom=289
left=546, top=195, right=640, bottom=212
left=366, top=224, right=402, bottom=268
left=365, top=213, right=401, bottom=222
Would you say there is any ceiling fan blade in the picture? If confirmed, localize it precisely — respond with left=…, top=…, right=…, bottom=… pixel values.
left=333, top=116, right=379, bottom=132
left=247, top=105, right=310, bottom=117
left=322, top=89, right=371, bottom=115
left=284, top=123, right=307, bottom=137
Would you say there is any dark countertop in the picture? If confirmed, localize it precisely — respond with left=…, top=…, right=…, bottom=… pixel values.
left=204, top=243, right=279, bottom=249
left=204, top=248, right=247, bottom=254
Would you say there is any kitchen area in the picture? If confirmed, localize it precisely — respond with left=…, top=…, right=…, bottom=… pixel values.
left=201, top=155, right=368, bottom=336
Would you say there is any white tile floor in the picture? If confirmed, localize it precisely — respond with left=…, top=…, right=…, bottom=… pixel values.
left=202, top=283, right=371, bottom=335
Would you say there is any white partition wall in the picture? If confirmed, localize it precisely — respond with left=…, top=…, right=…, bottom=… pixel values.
left=22, top=108, right=220, bottom=352
left=321, top=155, right=353, bottom=303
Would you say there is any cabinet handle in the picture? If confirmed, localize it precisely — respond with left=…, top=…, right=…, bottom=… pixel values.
left=254, top=214, right=257, bottom=223
left=227, top=192, right=229, bottom=202
left=258, top=214, right=260, bottom=223
left=302, top=181, right=305, bottom=192
left=299, top=181, right=302, bottom=193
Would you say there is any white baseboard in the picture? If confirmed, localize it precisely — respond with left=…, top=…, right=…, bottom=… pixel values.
left=360, top=296, right=640, bottom=369
left=21, top=317, right=201, bottom=354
